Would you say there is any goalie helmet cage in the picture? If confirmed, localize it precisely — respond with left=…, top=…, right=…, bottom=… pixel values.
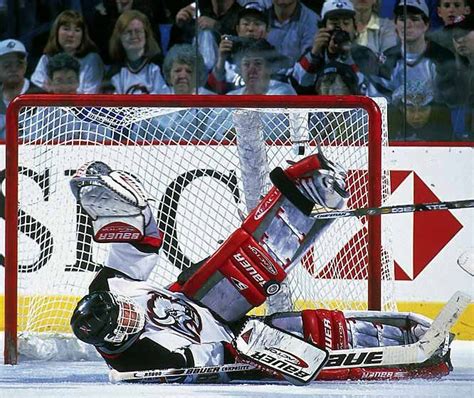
left=4, top=94, right=393, bottom=365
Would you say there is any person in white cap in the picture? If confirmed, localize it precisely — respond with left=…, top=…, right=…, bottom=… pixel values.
left=291, top=0, right=385, bottom=96
left=0, top=39, right=44, bottom=140
left=380, top=0, right=458, bottom=110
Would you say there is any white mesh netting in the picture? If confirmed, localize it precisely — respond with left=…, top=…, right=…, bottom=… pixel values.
left=8, top=97, right=395, bottom=360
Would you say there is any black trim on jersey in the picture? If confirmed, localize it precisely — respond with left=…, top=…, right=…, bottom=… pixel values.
left=99, top=336, right=189, bottom=372
left=88, top=267, right=141, bottom=293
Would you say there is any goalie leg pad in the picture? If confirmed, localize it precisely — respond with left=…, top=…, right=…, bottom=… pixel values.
left=234, top=318, right=328, bottom=385
left=171, top=228, right=287, bottom=322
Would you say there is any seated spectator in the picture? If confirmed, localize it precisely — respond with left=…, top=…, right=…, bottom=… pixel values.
left=379, top=0, right=442, bottom=29
left=437, top=0, right=471, bottom=26
left=31, top=10, right=104, bottom=94
left=428, top=0, right=471, bottom=51
left=106, top=10, right=167, bottom=94
left=446, top=14, right=474, bottom=139
left=315, top=61, right=361, bottom=94
left=90, top=0, right=164, bottom=64
left=162, top=44, right=215, bottom=94
left=389, top=79, right=453, bottom=141
left=208, top=2, right=290, bottom=93
left=380, top=0, right=457, bottom=106
left=45, top=52, right=80, bottom=94
left=351, top=0, right=398, bottom=56
left=292, top=0, right=383, bottom=96
left=266, top=0, right=320, bottom=74
left=0, top=39, right=43, bottom=140
left=227, top=39, right=296, bottom=94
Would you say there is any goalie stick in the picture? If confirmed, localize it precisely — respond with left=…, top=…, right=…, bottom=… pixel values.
left=108, top=362, right=257, bottom=383
left=108, top=291, right=470, bottom=383
left=310, top=199, right=474, bottom=219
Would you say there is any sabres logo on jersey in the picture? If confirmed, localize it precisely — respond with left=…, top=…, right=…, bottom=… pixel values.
left=146, top=290, right=203, bottom=343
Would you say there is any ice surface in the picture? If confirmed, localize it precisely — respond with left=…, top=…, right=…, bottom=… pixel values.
left=0, top=333, right=472, bottom=398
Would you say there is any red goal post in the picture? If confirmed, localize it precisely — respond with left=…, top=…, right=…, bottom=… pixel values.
left=4, top=95, right=393, bottom=364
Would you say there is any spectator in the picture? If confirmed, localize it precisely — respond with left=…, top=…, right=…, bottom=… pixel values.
left=0, top=39, right=43, bottom=140
left=30, top=10, right=104, bottom=94
left=208, top=2, right=290, bottom=93
left=90, top=0, right=165, bottom=64
left=379, top=0, right=444, bottom=29
left=107, top=10, right=167, bottom=94
left=437, top=0, right=471, bottom=25
left=446, top=13, right=474, bottom=139
left=429, top=0, right=471, bottom=50
left=2, top=1, right=83, bottom=74
left=162, top=44, right=215, bottom=94
left=315, top=60, right=362, bottom=94
left=45, top=52, right=80, bottom=93
left=266, top=0, right=320, bottom=72
left=292, top=0, right=383, bottom=96
left=380, top=0, right=457, bottom=107
left=173, top=0, right=243, bottom=41
left=389, top=79, right=453, bottom=140
left=21, top=51, right=115, bottom=142
left=134, top=43, right=226, bottom=142
left=351, top=0, right=398, bottom=56
left=170, top=0, right=243, bottom=70
left=227, top=38, right=296, bottom=94
left=219, top=39, right=295, bottom=142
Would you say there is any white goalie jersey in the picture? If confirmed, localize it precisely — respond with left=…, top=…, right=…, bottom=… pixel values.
left=96, top=275, right=234, bottom=370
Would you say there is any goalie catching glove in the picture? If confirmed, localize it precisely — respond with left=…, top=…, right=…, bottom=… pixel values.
left=70, top=161, right=157, bottom=244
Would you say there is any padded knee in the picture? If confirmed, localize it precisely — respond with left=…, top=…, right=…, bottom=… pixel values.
left=301, top=309, right=349, bottom=350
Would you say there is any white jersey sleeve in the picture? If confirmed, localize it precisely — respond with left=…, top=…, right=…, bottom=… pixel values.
left=105, top=243, right=158, bottom=281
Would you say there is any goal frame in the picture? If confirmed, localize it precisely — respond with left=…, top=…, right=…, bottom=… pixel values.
left=4, top=94, right=383, bottom=365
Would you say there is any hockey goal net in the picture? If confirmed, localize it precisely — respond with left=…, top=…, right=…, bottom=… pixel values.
left=3, top=95, right=394, bottom=364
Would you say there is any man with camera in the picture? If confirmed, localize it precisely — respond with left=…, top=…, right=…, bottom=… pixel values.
left=292, top=0, right=383, bottom=95
left=208, top=2, right=291, bottom=94
left=208, top=3, right=270, bottom=93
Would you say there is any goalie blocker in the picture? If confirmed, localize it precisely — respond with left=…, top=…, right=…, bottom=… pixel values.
left=169, top=153, right=348, bottom=322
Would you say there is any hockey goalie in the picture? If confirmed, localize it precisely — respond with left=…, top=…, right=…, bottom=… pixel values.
left=69, top=154, right=461, bottom=385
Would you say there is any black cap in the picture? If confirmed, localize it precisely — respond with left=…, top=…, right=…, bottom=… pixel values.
left=237, top=2, right=269, bottom=25
left=319, top=61, right=360, bottom=94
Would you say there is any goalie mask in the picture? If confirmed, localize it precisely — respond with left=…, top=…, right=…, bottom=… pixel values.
left=71, top=291, right=145, bottom=347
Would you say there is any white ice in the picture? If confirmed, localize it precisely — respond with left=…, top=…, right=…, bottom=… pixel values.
left=0, top=333, right=472, bottom=398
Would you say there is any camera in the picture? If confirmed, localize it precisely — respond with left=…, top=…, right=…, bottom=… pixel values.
left=223, top=35, right=254, bottom=54
left=329, top=28, right=351, bottom=49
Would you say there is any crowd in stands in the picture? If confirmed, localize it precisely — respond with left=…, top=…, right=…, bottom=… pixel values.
left=0, top=0, right=473, bottom=141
